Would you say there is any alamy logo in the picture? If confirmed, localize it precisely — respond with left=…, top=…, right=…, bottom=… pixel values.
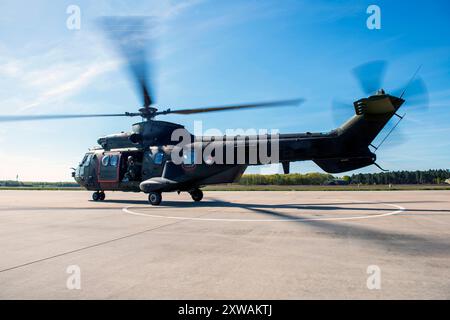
left=366, top=5, right=381, bottom=30
left=366, top=265, right=381, bottom=290
left=170, top=121, right=280, bottom=166
left=66, top=265, right=81, bottom=290
left=66, top=5, right=81, bottom=30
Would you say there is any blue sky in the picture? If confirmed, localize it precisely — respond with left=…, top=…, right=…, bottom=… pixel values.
left=0, top=0, right=449, bottom=181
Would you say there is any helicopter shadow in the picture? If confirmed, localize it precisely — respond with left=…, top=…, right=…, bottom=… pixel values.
left=109, top=197, right=450, bottom=256
left=103, top=199, right=394, bottom=211
left=102, top=198, right=450, bottom=215
left=202, top=198, right=450, bottom=256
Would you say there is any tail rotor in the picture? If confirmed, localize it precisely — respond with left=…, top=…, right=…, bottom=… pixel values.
left=331, top=60, right=429, bottom=150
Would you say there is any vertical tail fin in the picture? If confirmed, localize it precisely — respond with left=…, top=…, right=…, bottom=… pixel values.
left=338, top=93, right=405, bottom=151
left=313, top=93, right=404, bottom=174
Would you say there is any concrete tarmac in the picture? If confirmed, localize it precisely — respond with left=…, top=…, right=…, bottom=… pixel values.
left=0, top=190, right=449, bottom=299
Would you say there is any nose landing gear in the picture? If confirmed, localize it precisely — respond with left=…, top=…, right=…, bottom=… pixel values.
left=92, top=191, right=105, bottom=201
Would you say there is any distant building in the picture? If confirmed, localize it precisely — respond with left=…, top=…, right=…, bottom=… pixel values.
left=445, top=178, right=450, bottom=185
left=325, top=179, right=349, bottom=186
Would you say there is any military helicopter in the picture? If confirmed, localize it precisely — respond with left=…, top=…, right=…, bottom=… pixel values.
left=0, top=17, right=427, bottom=205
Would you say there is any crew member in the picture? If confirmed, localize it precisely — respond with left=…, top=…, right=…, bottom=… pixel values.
left=124, top=156, right=137, bottom=181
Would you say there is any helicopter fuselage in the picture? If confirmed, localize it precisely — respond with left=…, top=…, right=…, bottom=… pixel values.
left=73, top=121, right=370, bottom=193
left=73, top=93, right=404, bottom=204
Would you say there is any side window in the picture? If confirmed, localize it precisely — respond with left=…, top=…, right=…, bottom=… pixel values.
left=110, top=155, right=119, bottom=167
left=101, top=155, right=110, bottom=167
left=183, top=150, right=196, bottom=165
left=154, top=152, right=164, bottom=165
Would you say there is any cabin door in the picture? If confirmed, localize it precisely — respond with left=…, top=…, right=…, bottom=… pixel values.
left=142, top=149, right=165, bottom=179
left=98, top=153, right=121, bottom=189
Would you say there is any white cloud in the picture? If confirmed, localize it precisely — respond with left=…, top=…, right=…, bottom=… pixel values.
left=0, top=33, right=121, bottom=113
left=160, top=0, right=205, bottom=20
left=20, top=59, right=119, bottom=111
left=0, top=60, right=22, bottom=77
left=0, top=0, right=206, bottom=115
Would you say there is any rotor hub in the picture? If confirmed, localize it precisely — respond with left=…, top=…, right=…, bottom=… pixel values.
left=139, top=106, right=158, bottom=120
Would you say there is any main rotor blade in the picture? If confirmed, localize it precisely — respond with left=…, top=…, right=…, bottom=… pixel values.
left=157, top=99, right=305, bottom=116
left=0, top=113, right=135, bottom=123
left=99, top=16, right=155, bottom=108
left=352, top=60, right=388, bottom=96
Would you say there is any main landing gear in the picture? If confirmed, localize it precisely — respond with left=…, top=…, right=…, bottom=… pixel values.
left=148, top=192, right=162, bottom=206
left=189, top=188, right=204, bottom=202
left=147, top=189, right=204, bottom=206
left=92, top=191, right=105, bottom=201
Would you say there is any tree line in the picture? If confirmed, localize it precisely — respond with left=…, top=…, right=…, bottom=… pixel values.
left=348, top=169, right=450, bottom=185
left=239, top=169, right=449, bottom=185
left=1, top=169, right=448, bottom=187
left=239, top=173, right=334, bottom=185
left=0, top=181, right=79, bottom=187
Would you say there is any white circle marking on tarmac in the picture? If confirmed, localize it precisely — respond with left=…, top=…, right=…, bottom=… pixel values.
left=122, top=199, right=405, bottom=222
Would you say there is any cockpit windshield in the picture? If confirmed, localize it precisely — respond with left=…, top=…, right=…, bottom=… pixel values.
left=80, top=153, right=93, bottom=167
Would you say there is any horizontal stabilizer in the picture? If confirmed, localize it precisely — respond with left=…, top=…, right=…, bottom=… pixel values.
left=314, top=153, right=376, bottom=174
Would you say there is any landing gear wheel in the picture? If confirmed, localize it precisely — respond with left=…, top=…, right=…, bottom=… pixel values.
left=190, top=189, right=203, bottom=202
left=148, top=192, right=162, bottom=206
left=92, top=192, right=100, bottom=201
left=99, top=192, right=106, bottom=201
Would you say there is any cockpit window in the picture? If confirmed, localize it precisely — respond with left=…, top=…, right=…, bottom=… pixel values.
left=101, top=155, right=110, bottom=166
left=81, top=154, right=93, bottom=167
left=110, top=155, right=119, bottom=167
